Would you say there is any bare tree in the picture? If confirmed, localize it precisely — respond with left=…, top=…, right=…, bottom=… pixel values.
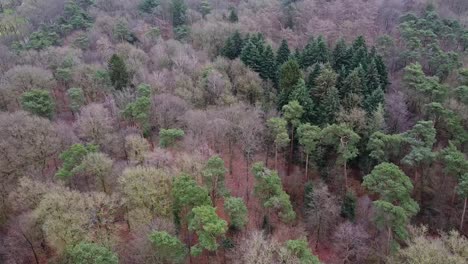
left=75, top=103, right=115, bottom=146
left=151, top=93, right=188, bottom=130
left=333, top=221, right=370, bottom=264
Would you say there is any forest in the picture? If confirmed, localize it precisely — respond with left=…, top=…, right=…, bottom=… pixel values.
left=0, top=0, right=468, bottom=263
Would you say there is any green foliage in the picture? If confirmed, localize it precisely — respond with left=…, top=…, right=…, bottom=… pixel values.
left=189, top=205, right=228, bottom=255
left=284, top=239, right=321, bottom=264
left=278, top=59, right=302, bottom=106
left=320, top=124, right=360, bottom=165
left=401, top=121, right=437, bottom=167
left=172, top=174, right=211, bottom=223
left=202, top=155, right=227, bottom=201
left=303, top=181, right=314, bottom=212
left=297, top=123, right=321, bottom=155
left=253, top=163, right=296, bottom=223
left=224, top=196, right=248, bottom=230
left=171, top=0, right=187, bottom=28
left=56, top=143, right=98, bottom=180
left=20, top=89, right=54, bottom=118
left=108, top=54, right=129, bottom=90
left=67, top=242, right=118, bottom=264
left=122, top=84, right=151, bottom=134
left=25, top=28, right=60, bottom=50
left=198, top=0, right=211, bottom=18
left=311, top=65, right=340, bottom=125
left=228, top=8, right=238, bottom=23
left=282, top=100, right=304, bottom=128
left=139, top=0, right=159, bottom=13
left=148, top=231, right=187, bottom=263
left=277, top=40, right=290, bottom=66
left=457, top=174, right=468, bottom=198
left=289, top=79, right=315, bottom=121
left=363, top=162, right=419, bottom=240
left=439, top=142, right=468, bottom=179
left=222, top=31, right=244, bottom=59
left=268, top=117, right=290, bottom=150
left=368, top=131, right=405, bottom=163
left=67, top=87, right=85, bottom=113
left=341, top=191, right=356, bottom=221
left=159, top=128, right=185, bottom=148
left=62, top=0, right=93, bottom=31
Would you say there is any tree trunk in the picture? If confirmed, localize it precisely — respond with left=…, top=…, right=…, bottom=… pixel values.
left=461, top=198, right=467, bottom=231
left=315, top=216, right=321, bottom=250
left=305, top=152, right=309, bottom=181
left=344, top=159, right=348, bottom=191
left=229, top=140, right=234, bottom=175
left=101, top=176, right=108, bottom=194
left=21, top=231, right=39, bottom=264
left=246, top=156, right=250, bottom=202
left=275, top=144, right=278, bottom=171
left=288, top=129, right=294, bottom=176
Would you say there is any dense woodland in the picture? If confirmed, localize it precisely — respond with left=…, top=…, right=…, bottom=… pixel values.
left=1, top=0, right=468, bottom=263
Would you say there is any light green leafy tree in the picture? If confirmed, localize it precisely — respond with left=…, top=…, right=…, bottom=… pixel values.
left=20, top=89, right=55, bottom=118
left=363, top=162, right=419, bottom=245
left=282, top=100, right=304, bottom=176
left=148, top=231, right=187, bottom=264
left=320, top=124, right=360, bottom=190
left=297, top=123, right=321, bottom=180
left=56, top=143, right=98, bottom=181
left=253, top=163, right=296, bottom=223
left=202, top=155, right=227, bottom=204
left=223, top=196, right=248, bottom=230
left=188, top=205, right=227, bottom=256
left=159, top=128, right=184, bottom=148
left=267, top=117, right=290, bottom=170
left=67, top=242, right=118, bottom=264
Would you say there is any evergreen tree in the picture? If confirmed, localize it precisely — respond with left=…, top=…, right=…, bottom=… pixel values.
left=314, top=36, right=330, bottom=64
left=332, top=38, right=350, bottom=71
left=259, top=45, right=277, bottom=82
left=283, top=100, right=304, bottom=176
left=341, top=67, right=365, bottom=110
left=21, top=89, right=55, bottom=118
left=300, top=38, right=316, bottom=68
left=363, top=87, right=384, bottom=115
left=149, top=231, right=187, bottom=264
left=108, top=54, right=129, bottom=90
left=305, top=63, right=321, bottom=88
left=297, top=123, right=321, bottom=179
left=341, top=191, right=357, bottom=221
left=276, top=39, right=291, bottom=66
left=350, top=36, right=369, bottom=69
left=223, top=196, right=248, bottom=230
left=278, top=59, right=302, bottom=107
left=138, top=0, right=159, bottom=13
left=171, top=0, right=187, bottom=27
left=67, top=242, right=118, bottom=264
left=198, top=0, right=211, bottom=18
left=240, top=39, right=261, bottom=72
left=202, top=155, right=227, bottom=204
left=312, top=65, right=340, bottom=125
left=228, top=8, right=238, bottom=23
left=222, top=31, right=244, bottom=59
left=189, top=205, right=228, bottom=256
left=289, top=79, right=315, bottom=122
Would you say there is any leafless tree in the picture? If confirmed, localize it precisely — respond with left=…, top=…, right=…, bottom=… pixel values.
left=333, top=221, right=371, bottom=264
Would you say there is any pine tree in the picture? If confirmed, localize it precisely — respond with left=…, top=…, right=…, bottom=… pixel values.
left=374, top=54, right=389, bottom=90
left=305, top=63, right=321, bottom=88
left=276, top=39, right=291, bottom=66
left=332, top=38, right=350, bottom=71
left=240, top=39, right=261, bottom=72
left=311, top=65, right=340, bottom=125
left=278, top=59, right=302, bottom=107
left=259, top=45, right=277, bottom=82
left=300, top=38, right=316, bottom=68
left=289, top=79, right=314, bottom=122
left=171, top=0, right=187, bottom=27
left=222, top=31, right=244, bottom=59
left=228, top=8, right=238, bottom=23
left=314, top=36, right=330, bottom=64
left=350, top=36, right=369, bottom=69
left=198, top=0, right=211, bottom=18
left=108, top=54, right=129, bottom=90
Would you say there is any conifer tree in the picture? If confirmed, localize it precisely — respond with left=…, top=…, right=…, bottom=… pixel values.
left=306, top=63, right=321, bottom=88
left=276, top=39, right=291, bottom=66
left=260, top=45, right=277, bottom=82
left=198, top=0, right=211, bottom=18
left=300, top=38, right=316, bottom=68
left=289, top=79, right=315, bottom=122
left=315, top=36, right=330, bottom=64
left=108, top=54, right=129, bottom=90
left=278, top=59, right=302, bottom=107
left=312, top=65, right=340, bottom=125
left=332, top=38, right=350, bottom=71
left=297, top=123, right=321, bottom=179
left=222, top=31, right=243, bottom=59
left=283, top=100, right=304, bottom=175
left=171, top=0, right=187, bottom=27
left=228, top=8, right=238, bottom=23
left=267, top=117, right=290, bottom=170
left=240, top=39, right=261, bottom=72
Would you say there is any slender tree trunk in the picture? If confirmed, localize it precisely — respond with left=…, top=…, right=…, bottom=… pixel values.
left=461, top=198, right=467, bottom=231
left=265, top=143, right=270, bottom=168
left=305, top=152, right=309, bottom=181
left=229, top=140, right=233, bottom=175
left=101, top=176, right=107, bottom=194
left=315, top=216, right=321, bottom=250
left=246, top=155, right=250, bottom=202
left=275, top=144, right=278, bottom=171
left=344, top=159, right=348, bottom=191
left=21, top=231, right=39, bottom=264
left=288, top=129, right=294, bottom=176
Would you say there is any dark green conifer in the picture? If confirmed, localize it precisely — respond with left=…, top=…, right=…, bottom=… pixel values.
left=108, top=54, right=129, bottom=90
left=276, top=39, right=291, bottom=66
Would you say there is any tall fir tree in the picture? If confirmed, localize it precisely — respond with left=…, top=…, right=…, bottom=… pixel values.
left=222, top=31, right=244, bottom=59
left=350, top=36, right=369, bottom=69
left=276, top=39, right=291, bottom=66
left=314, top=36, right=330, bottom=64
left=228, top=8, right=238, bottom=23
left=306, top=63, right=321, bottom=88
left=300, top=38, right=316, bottom=68
left=311, top=65, right=340, bottom=125
left=289, top=79, right=315, bottom=122
left=278, top=59, right=303, bottom=107
left=108, top=54, right=129, bottom=90
left=332, top=38, right=350, bottom=71
left=240, top=39, right=261, bottom=72
left=260, top=45, right=278, bottom=82
left=171, top=0, right=187, bottom=27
